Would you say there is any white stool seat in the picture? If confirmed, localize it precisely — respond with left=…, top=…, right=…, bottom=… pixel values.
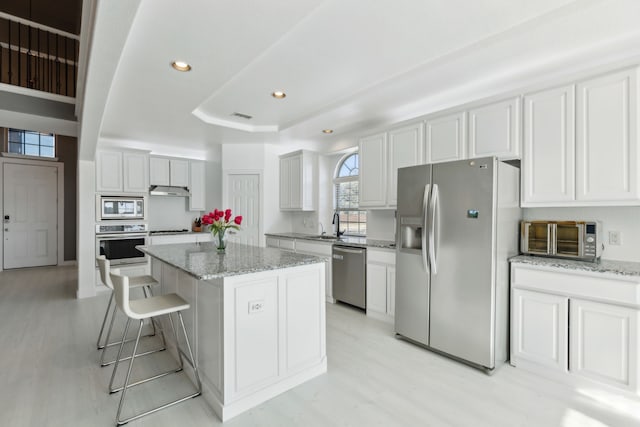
left=129, top=294, right=190, bottom=319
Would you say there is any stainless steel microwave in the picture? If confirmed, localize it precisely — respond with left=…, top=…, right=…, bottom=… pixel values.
left=521, top=220, right=602, bottom=262
left=97, top=196, right=145, bottom=220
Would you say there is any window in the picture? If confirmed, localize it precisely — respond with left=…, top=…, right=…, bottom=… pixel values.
left=334, top=152, right=366, bottom=236
left=7, top=128, right=55, bottom=158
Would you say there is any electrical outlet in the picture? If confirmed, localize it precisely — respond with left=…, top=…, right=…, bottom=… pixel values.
left=248, top=300, right=265, bottom=314
left=609, top=231, right=622, bottom=246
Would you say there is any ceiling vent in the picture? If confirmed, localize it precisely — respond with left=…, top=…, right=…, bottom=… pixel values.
left=231, top=112, right=253, bottom=120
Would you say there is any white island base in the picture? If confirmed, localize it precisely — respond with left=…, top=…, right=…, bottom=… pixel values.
left=152, top=259, right=327, bottom=421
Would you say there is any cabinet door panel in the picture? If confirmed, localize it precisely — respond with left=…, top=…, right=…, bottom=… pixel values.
left=96, top=151, right=123, bottom=192
left=289, top=155, right=302, bottom=209
left=387, top=266, right=395, bottom=317
left=522, top=85, right=575, bottom=205
left=388, top=123, right=424, bottom=207
left=576, top=68, right=638, bottom=202
left=468, top=97, right=520, bottom=159
left=425, top=111, right=466, bottom=164
left=570, top=299, right=636, bottom=389
left=366, top=263, right=387, bottom=314
left=149, top=157, right=170, bottom=186
left=189, top=161, right=206, bottom=211
left=170, top=159, right=190, bottom=187
left=359, top=133, right=387, bottom=207
left=279, top=158, right=291, bottom=209
left=123, top=152, right=148, bottom=193
left=511, top=289, right=568, bottom=371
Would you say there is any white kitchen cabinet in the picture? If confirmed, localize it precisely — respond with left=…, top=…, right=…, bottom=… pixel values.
left=425, top=111, right=466, bottom=164
left=295, top=240, right=334, bottom=302
left=570, top=298, right=637, bottom=391
left=511, top=262, right=640, bottom=397
left=576, top=67, right=639, bottom=204
left=150, top=156, right=190, bottom=187
left=468, top=96, right=521, bottom=159
left=387, top=122, right=424, bottom=207
left=123, top=152, right=149, bottom=193
left=359, top=132, right=388, bottom=207
left=366, top=248, right=396, bottom=322
left=96, top=151, right=122, bottom=192
left=189, top=160, right=206, bottom=211
left=96, top=150, right=149, bottom=194
left=522, top=85, right=576, bottom=206
left=511, top=288, right=569, bottom=372
left=149, top=234, right=198, bottom=245
left=279, top=151, right=317, bottom=211
left=265, top=236, right=296, bottom=252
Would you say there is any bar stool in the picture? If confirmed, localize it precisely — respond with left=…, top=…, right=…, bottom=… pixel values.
left=96, top=256, right=164, bottom=367
left=108, top=271, right=202, bottom=425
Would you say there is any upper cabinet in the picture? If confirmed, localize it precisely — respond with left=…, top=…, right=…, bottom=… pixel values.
left=360, top=122, right=424, bottom=209
left=576, top=68, right=639, bottom=203
left=425, top=111, right=466, bottom=164
left=189, top=161, right=206, bottom=211
left=96, top=150, right=148, bottom=194
left=387, top=123, right=424, bottom=206
left=149, top=157, right=190, bottom=187
left=279, top=150, right=317, bottom=211
left=522, top=67, right=639, bottom=206
left=468, top=96, right=521, bottom=159
left=522, top=85, right=576, bottom=205
left=359, top=132, right=388, bottom=207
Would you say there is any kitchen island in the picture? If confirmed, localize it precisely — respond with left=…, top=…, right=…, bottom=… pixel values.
left=138, top=242, right=327, bottom=421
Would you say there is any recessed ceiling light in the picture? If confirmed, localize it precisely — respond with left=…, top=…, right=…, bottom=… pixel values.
left=171, top=61, right=191, bottom=72
left=271, top=91, right=286, bottom=99
left=322, top=129, right=334, bottom=134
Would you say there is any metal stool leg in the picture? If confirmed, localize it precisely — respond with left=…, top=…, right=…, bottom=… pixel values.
left=115, top=319, right=144, bottom=425
left=97, top=292, right=115, bottom=349
left=178, top=311, right=202, bottom=393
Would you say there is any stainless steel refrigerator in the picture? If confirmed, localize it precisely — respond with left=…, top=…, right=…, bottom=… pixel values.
left=395, top=157, right=521, bottom=372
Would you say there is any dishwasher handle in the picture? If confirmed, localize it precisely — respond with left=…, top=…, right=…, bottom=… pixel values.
left=333, top=246, right=365, bottom=255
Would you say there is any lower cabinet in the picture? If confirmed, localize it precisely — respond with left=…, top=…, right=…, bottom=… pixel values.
left=511, top=263, right=640, bottom=396
left=570, top=298, right=637, bottom=389
left=366, top=248, right=396, bottom=322
left=149, top=233, right=212, bottom=245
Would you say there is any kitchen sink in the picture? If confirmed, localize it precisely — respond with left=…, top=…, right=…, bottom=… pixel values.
left=313, top=235, right=339, bottom=240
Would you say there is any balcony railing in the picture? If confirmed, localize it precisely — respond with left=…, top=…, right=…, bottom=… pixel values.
left=0, top=12, right=79, bottom=98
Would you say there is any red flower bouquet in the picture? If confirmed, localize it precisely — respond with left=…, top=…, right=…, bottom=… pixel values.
left=201, top=209, right=243, bottom=252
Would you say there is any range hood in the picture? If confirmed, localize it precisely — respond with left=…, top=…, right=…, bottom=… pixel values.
left=149, top=185, right=191, bottom=197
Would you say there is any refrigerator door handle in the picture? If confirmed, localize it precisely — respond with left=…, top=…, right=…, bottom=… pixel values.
left=429, top=184, right=438, bottom=274
left=421, top=184, right=431, bottom=273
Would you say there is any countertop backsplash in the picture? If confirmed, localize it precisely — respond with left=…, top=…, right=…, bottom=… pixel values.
left=148, top=196, right=200, bottom=231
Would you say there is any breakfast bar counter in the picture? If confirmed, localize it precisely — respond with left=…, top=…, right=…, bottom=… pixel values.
left=138, top=242, right=327, bottom=421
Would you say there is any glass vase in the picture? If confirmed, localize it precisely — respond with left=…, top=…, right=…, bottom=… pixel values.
left=216, top=229, right=226, bottom=253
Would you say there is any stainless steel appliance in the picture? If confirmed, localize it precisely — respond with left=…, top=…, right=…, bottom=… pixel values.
left=149, top=185, right=191, bottom=197
left=521, top=220, right=602, bottom=261
left=395, top=157, right=521, bottom=372
left=332, top=244, right=366, bottom=309
left=95, top=223, right=148, bottom=266
left=98, top=196, right=145, bottom=220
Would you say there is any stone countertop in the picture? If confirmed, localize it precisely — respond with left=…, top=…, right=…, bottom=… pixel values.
left=138, top=242, right=326, bottom=281
left=148, top=231, right=206, bottom=236
left=510, top=255, right=640, bottom=277
left=264, top=232, right=396, bottom=250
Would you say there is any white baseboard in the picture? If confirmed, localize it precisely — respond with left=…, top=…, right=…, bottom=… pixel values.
left=60, top=260, right=77, bottom=266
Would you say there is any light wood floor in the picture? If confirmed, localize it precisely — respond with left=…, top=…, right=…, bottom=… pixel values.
left=1, top=265, right=639, bottom=427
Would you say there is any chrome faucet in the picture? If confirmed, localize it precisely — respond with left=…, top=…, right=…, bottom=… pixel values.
left=332, top=211, right=345, bottom=238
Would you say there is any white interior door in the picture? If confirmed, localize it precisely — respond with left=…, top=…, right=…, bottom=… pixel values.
left=3, top=163, right=58, bottom=269
left=226, top=174, right=260, bottom=247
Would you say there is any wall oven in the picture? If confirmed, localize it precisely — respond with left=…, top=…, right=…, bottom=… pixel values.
left=521, top=220, right=602, bottom=262
left=95, top=224, right=148, bottom=266
left=97, top=196, right=145, bottom=221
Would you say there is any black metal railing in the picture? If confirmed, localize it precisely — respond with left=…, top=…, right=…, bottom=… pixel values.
left=0, top=12, right=79, bottom=98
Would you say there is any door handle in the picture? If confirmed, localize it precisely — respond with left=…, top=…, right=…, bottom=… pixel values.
left=422, top=184, right=430, bottom=273
left=429, top=184, right=438, bottom=275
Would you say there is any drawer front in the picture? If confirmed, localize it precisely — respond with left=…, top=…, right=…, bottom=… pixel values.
left=512, top=264, right=640, bottom=307
left=367, top=248, right=396, bottom=265
left=295, top=240, right=331, bottom=256
left=279, top=239, right=295, bottom=251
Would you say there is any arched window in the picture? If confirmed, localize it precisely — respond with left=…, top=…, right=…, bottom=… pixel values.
left=334, top=152, right=366, bottom=236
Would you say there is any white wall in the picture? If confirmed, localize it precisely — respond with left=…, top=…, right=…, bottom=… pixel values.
left=77, top=159, right=96, bottom=298
left=148, top=197, right=196, bottom=230
left=205, top=144, right=222, bottom=212
left=366, top=210, right=396, bottom=241
left=524, top=207, right=640, bottom=262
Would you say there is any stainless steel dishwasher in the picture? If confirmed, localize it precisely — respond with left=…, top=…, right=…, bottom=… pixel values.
left=332, top=244, right=366, bottom=309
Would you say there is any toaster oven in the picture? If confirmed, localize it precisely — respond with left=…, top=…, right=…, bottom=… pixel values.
left=521, top=220, right=602, bottom=262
